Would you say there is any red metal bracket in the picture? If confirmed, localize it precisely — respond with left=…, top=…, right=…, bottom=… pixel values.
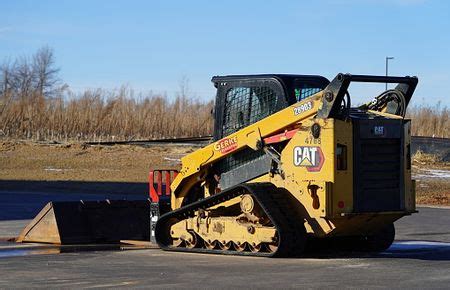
left=263, top=128, right=299, bottom=145
left=149, top=170, right=178, bottom=203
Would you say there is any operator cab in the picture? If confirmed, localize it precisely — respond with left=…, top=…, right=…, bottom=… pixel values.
left=211, top=74, right=329, bottom=140
left=211, top=74, right=329, bottom=190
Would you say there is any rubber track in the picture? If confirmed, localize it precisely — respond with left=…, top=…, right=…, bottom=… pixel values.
left=155, top=182, right=306, bottom=257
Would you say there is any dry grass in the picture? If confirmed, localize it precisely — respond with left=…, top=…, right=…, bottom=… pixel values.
left=412, top=150, right=442, bottom=165
left=2, top=92, right=448, bottom=142
left=407, top=104, right=449, bottom=138
left=415, top=176, right=449, bottom=206
left=415, top=179, right=449, bottom=205
left=0, top=88, right=214, bottom=142
left=412, top=151, right=449, bottom=205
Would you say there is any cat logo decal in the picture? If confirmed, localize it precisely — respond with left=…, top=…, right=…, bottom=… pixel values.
left=293, top=146, right=324, bottom=172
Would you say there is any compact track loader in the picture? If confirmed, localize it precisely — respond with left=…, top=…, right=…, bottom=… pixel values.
left=20, top=73, right=418, bottom=258
left=151, top=73, right=418, bottom=257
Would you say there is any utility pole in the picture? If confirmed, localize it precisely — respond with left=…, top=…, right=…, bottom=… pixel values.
left=385, top=56, right=394, bottom=90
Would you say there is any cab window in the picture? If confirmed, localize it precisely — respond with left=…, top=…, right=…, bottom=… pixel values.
left=293, top=78, right=326, bottom=102
left=223, top=86, right=278, bottom=136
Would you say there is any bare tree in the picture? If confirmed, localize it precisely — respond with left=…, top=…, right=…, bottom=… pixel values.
left=0, top=61, right=13, bottom=115
left=10, top=56, right=35, bottom=100
left=32, top=46, right=60, bottom=98
left=0, top=61, right=11, bottom=95
left=177, top=75, right=191, bottom=99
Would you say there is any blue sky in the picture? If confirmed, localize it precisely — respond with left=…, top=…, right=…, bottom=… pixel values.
left=1, top=0, right=449, bottom=106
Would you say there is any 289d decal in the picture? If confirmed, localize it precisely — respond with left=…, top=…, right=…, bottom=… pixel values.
left=293, top=101, right=312, bottom=115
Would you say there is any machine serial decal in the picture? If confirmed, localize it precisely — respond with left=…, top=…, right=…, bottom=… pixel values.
left=293, top=146, right=324, bottom=172
left=293, top=101, right=313, bottom=115
left=214, top=136, right=238, bottom=154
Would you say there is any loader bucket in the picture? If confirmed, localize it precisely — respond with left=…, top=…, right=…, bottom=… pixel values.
left=17, top=200, right=150, bottom=244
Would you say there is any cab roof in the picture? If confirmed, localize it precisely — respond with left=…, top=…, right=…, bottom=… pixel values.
left=211, top=74, right=329, bottom=86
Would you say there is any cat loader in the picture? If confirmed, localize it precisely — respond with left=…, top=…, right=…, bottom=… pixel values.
left=151, top=73, right=418, bottom=257
left=19, top=73, right=418, bottom=258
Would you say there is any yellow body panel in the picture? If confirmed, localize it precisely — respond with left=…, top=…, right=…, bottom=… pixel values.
left=170, top=93, right=323, bottom=208
left=170, top=91, right=416, bottom=238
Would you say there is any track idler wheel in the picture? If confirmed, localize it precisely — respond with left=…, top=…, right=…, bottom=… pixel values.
left=240, top=194, right=255, bottom=213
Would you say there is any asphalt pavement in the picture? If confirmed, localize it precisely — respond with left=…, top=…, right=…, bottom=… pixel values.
left=0, top=190, right=449, bottom=289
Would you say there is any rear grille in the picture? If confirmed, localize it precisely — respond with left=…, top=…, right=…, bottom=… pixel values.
left=354, top=138, right=403, bottom=212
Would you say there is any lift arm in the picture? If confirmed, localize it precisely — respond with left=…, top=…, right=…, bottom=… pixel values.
left=317, top=73, right=418, bottom=119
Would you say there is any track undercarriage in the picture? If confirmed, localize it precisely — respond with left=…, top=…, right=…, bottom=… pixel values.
left=155, top=183, right=307, bottom=257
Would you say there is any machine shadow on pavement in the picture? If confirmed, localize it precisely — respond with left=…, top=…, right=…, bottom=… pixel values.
left=301, top=239, right=450, bottom=261
left=0, top=180, right=148, bottom=221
